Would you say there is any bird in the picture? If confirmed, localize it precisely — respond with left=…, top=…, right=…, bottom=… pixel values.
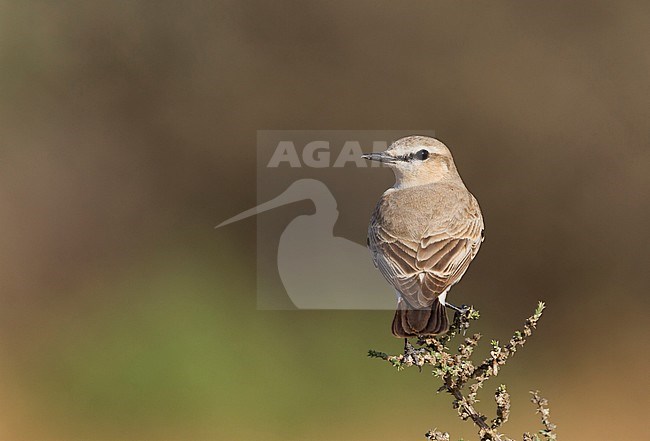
left=362, top=136, right=484, bottom=338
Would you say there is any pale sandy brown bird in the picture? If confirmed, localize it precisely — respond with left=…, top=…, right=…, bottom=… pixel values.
left=362, top=136, right=484, bottom=337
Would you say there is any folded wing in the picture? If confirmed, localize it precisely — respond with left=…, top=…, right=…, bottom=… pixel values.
left=368, top=199, right=483, bottom=309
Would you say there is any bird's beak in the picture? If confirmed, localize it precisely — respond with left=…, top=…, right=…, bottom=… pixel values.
left=361, top=152, right=397, bottom=164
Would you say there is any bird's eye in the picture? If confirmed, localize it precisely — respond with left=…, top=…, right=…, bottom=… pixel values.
left=415, top=149, right=430, bottom=160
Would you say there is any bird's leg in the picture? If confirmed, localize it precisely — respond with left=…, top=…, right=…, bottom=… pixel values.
left=445, top=303, right=472, bottom=336
left=444, top=302, right=470, bottom=314
left=403, top=338, right=416, bottom=354
left=402, top=338, right=422, bottom=371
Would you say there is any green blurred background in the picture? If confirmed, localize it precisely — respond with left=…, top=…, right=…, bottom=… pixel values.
left=1, top=1, right=649, bottom=439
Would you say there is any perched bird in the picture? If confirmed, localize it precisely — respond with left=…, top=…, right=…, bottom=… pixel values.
left=362, top=136, right=484, bottom=337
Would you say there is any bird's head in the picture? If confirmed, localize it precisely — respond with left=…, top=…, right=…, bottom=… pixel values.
left=362, top=136, right=460, bottom=189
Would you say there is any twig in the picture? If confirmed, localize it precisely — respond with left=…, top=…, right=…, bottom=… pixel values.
left=368, top=302, right=555, bottom=441
left=523, top=391, right=557, bottom=441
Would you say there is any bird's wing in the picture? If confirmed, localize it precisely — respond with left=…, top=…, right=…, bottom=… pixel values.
left=368, top=200, right=483, bottom=309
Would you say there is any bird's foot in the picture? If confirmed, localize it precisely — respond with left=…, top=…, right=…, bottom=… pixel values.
left=445, top=303, right=472, bottom=336
left=403, top=338, right=422, bottom=371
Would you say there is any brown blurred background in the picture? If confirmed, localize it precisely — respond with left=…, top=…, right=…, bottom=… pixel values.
left=1, top=1, right=649, bottom=439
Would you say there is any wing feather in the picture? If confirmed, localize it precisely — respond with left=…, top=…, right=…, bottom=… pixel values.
left=368, top=190, right=483, bottom=309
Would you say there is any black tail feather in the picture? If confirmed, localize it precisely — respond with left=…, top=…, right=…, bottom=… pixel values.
left=392, top=298, right=449, bottom=338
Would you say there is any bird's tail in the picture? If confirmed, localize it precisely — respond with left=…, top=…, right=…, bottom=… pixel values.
left=392, top=298, right=449, bottom=338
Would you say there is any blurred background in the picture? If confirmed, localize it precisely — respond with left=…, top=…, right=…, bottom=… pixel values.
left=1, top=1, right=649, bottom=439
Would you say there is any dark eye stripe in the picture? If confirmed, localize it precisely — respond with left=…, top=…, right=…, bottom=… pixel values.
left=397, top=150, right=435, bottom=162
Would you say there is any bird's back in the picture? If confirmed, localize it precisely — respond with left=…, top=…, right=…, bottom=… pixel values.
left=367, top=180, right=483, bottom=304
left=371, top=181, right=481, bottom=242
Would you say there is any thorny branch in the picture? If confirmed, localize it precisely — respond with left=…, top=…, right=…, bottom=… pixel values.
left=369, top=302, right=557, bottom=441
left=524, top=391, right=557, bottom=441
